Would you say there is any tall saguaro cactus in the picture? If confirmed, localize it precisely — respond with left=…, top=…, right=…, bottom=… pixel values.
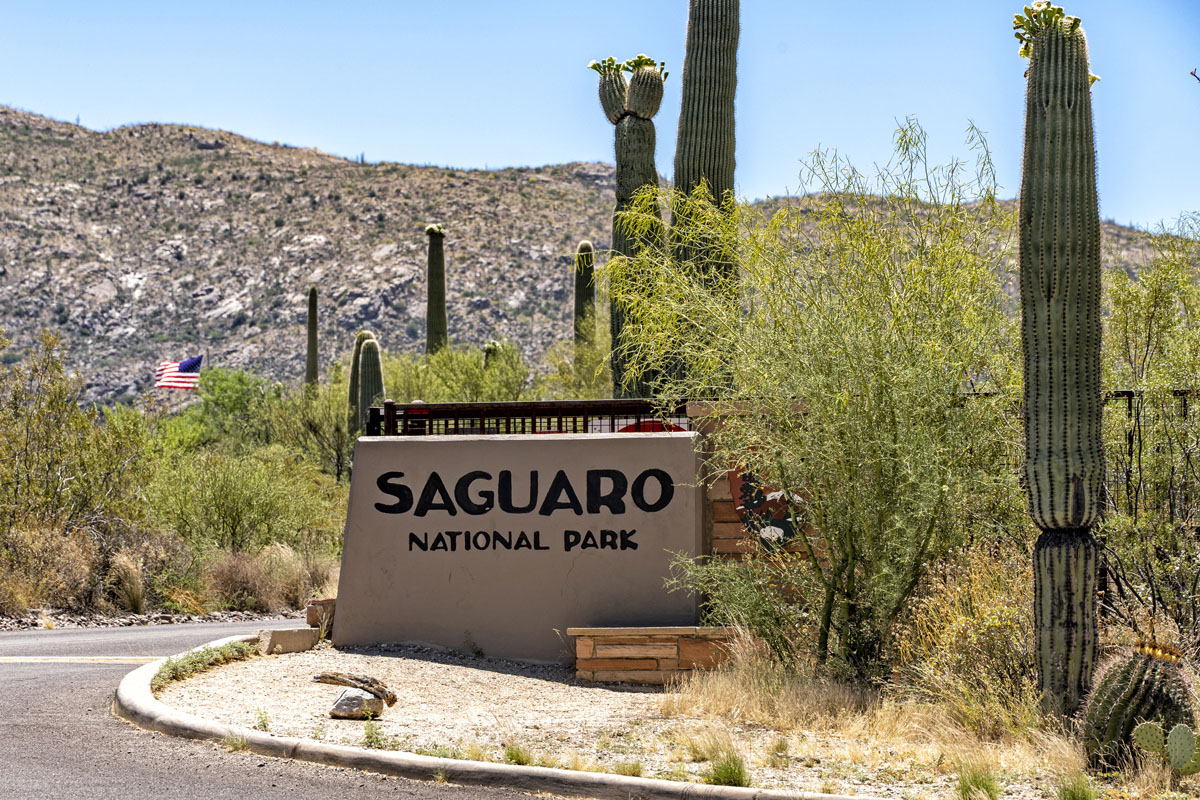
left=573, top=240, right=596, bottom=347
left=589, top=55, right=666, bottom=397
left=1016, top=3, right=1103, bottom=716
left=356, top=337, right=385, bottom=434
left=305, top=285, right=319, bottom=386
left=347, top=329, right=375, bottom=434
left=425, top=223, right=448, bottom=355
left=673, top=0, right=738, bottom=209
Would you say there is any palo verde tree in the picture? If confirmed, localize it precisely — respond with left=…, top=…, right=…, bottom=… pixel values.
left=1015, top=2, right=1103, bottom=716
left=607, top=120, right=1021, bottom=676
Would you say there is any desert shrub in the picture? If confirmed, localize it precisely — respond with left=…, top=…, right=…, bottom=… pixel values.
left=383, top=341, right=532, bottom=403
left=893, top=548, right=1043, bottom=738
left=611, top=120, right=1024, bottom=676
left=154, top=367, right=276, bottom=452
left=0, top=526, right=97, bottom=612
left=1097, top=213, right=1200, bottom=656
left=209, top=542, right=329, bottom=611
left=537, top=318, right=613, bottom=400
left=667, top=553, right=808, bottom=664
left=0, top=333, right=153, bottom=577
left=265, top=372, right=353, bottom=483
left=146, top=445, right=342, bottom=555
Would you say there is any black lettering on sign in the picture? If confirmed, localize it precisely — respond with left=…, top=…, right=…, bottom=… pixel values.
left=409, top=532, right=427, bottom=551
left=539, top=470, right=583, bottom=516
left=586, top=470, right=627, bottom=514
left=375, top=472, right=413, bottom=514
left=600, top=529, right=618, bottom=549
left=499, top=471, right=537, bottom=513
left=620, top=529, right=638, bottom=550
left=564, top=530, right=581, bottom=551
left=415, top=472, right=456, bottom=517
left=534, top=531, right=550, bottom=550
left=632, top=469, right=673, bottom=512
left=455, top=471, right=494, bottom=515
left=430, top=533, right=449, bottom=551
left=514, top=531, right=534, bottom=550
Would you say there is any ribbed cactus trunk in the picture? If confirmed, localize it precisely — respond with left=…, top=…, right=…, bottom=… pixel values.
left=573, top=240, right=596, bottom=348
left=425, top=224, right=447, bottom=355
left=673, top=0, right=738, bottom=207
left=305, top=286, right=319, bottom=386
left=356, top=338, right=385, bottom=434
left=594, top=59, right=664, bottom=398
left=347, top=330, right=374, bottom=434
left=1020, top=18, right=1103, bottom=717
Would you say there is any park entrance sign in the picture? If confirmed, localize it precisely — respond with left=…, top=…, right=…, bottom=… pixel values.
left=333, top=432, right=703, bottom=662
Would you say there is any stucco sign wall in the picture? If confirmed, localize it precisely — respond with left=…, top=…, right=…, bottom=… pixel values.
left=333, top=432, right=703, bottom=662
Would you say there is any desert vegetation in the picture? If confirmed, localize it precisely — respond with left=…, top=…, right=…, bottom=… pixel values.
left=2, top=0, right=1199, bottom=797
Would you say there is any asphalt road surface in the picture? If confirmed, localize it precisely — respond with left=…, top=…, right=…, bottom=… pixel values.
left=0, top=620, right=551, bottom=800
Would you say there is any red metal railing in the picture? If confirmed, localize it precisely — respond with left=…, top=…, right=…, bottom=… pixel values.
left=365, top=399, right=691, bottom=437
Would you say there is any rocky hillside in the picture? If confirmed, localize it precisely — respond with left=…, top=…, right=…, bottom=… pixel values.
left=0, top=105, right=1160, bottom=402
left=0, top=105, right=616, bottom=401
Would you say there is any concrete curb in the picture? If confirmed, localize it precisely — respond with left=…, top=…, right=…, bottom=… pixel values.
left=114, top=634, right=882, bottom=800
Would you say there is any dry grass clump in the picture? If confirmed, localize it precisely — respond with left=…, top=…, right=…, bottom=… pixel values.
left=106, top=550, right=145, bottom=613
left=661, top=632, right=875, bottom=731
left=893, top=547, right=1044, bottom=739
left=0, top=526, right=96, bottom=614
left=208, top=542, right=337, bottom=612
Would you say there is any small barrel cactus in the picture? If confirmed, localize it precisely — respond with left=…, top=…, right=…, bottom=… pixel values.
left=305, top=285, right=319, bottom=386
left=573, top=240, right=595, bottom=347
left=1082, top=642, right=1197, bottom=769
left=425, top=224, right=448, bottom=355
left=347, top=330, right=375, bottom=434
left=356, top=337, right=386, bottom=433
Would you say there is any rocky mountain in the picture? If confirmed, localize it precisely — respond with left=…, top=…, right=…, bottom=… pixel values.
left=0, top=105, right=1160, bottom=402
left=0, top=105, right=616, bottom=401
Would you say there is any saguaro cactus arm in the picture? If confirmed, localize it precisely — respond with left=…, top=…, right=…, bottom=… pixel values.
left=573, top=240, right=596, bottom=347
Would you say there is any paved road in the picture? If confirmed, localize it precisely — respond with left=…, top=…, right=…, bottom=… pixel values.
left=0, top=621, right=547, bottom=800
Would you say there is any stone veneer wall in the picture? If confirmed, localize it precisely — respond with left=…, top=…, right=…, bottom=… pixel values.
left=567, top=626, right=734, bottom=684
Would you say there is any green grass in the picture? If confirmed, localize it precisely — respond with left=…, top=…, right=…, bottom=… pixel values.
left=956, top=762, right=1001, bottom=800
left=703, top=752, right=750, bottom=787
left=503, top=742, right=533, bottom=766
left=361, top=720, right=401, bottom=750
left=1056, top=771, right=1097, bottom=800
left=612, top=760, right=644, bottom=777
left=151, top=640, right=259, bottom=693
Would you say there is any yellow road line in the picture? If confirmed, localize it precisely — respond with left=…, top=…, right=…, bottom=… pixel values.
left=0, top=656, right=158, bottom=664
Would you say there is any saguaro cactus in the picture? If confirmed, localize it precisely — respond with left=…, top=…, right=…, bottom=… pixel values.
left=673, top=0, right=738, bottom=208
left=589, top=55, right=666, bottom=397
left=347, top=329, right=375, bottom=434
left=573, top=240, right=596, bottom=347
left=1016, top=3, right=1103, bottom=716
left=356, top=337, right=385, bottom=433
left=425, top=223, right=448, bottom=355
left=305, top=285, right=319, bottom=386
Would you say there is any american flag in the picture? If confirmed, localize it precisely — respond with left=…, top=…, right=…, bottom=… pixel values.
left=154, top=355, right=203, bottom=389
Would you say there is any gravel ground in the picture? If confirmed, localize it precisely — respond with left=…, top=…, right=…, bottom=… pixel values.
left=153, top=641, right=1113, bottom=800
left=0, top=608, right=302, bottom=632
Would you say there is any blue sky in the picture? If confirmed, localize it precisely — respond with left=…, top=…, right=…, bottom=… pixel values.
left=1, top=0, right=1196, bottom=230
